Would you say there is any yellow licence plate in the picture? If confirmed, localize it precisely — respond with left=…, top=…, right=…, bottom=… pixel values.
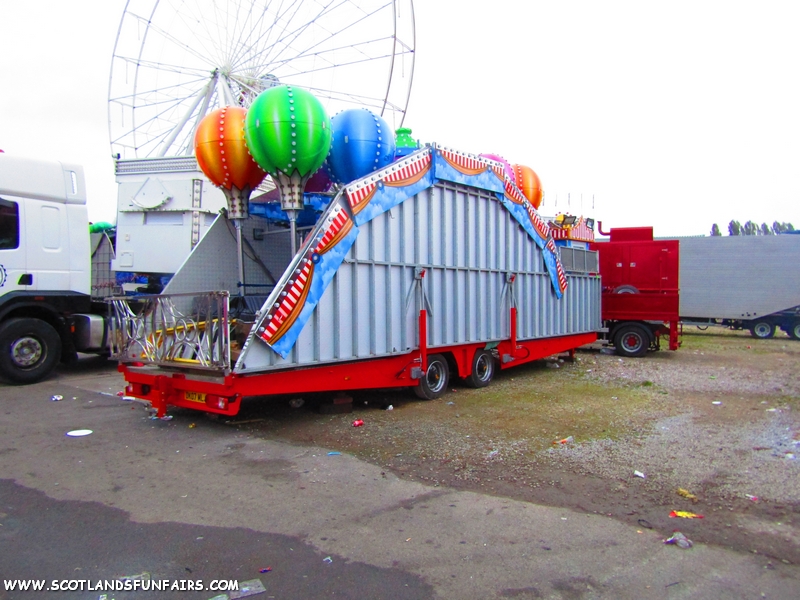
left=185, top=391, right=206, bottom=403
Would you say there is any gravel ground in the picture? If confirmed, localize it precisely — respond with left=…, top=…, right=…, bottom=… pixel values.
left=207, top=328, right=800, bottom=565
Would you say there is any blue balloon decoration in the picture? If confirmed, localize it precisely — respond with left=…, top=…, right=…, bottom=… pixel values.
left=325, top=109, right=396, bottom=184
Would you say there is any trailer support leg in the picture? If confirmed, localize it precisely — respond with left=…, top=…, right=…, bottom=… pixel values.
left=419, top=309, right=428, bottom=370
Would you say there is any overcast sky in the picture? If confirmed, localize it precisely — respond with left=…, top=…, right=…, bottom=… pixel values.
left=2, top=1, right=798, bottom=237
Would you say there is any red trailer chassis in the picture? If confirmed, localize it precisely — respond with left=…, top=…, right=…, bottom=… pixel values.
left=120, top=309, right=595, bottom=418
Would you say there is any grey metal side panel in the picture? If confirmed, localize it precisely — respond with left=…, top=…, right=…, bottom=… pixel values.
left=237, top=181, right=601, bottom=373
left=679, top=236, right=800, bottom=319
left=162, top=214, right=292, bottom=312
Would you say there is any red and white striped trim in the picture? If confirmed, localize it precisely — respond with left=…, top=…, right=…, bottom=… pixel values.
left=260, top=207, right=352, bottom=343
left=437, top=146, right=492, bottom=173
left=345, top=150, right=432, bottom=212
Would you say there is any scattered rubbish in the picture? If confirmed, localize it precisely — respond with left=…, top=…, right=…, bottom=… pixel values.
left=352, top=419, right=364, bottom=427
left=66, top=429, right=93, bottom=437
left=327, top=451, right=341, bottom=456
left=323, top=556, right=333, bottom=564
left=637, top=519, right=653, bottom=529
left=709, top=376, right=717, bottom=380
left=116, top=391, right=125, bottom=397
left=633, top=470, right=646, bottom=479
left=386, top=405, right=394, bottom=411
left=224, top=418, right=264, bottom=425
left=229, top=579, right=266, bottom=599
left=406, top=537, right=412, bottom=542
left=188, top=423, right=197, bottom=429
left=289, top=398, right=305, bottom=408
left=669, top=510, right=704, bottom=519
left=119, top=572, right=150, bottom=582
left=149, top=414, right=174, bottom=421
left=611, top=396, right=618, bottom=400
left=553, top=436, right=574, bottom=445
left=546, top=362, right=560, bottom=369
left=786, top=453, right=795, bottom=460
left=663, top=531, right=693, bottom=549
left=746, top=494, right=759, bottom=502
left=665, top=581, right=682, bottom=587
left=446, top=401, right=455, bottom=405
left=712, top=401, right=722, bottom=405
left=487, top=450, right=499, bottom=458
left=51, top=395, right=63, bottom=402
left=766, top=408, right=778, bottom=412
left=676, top=488, right=698, bottom=502
left=121, top=396, right=136, bottom=402
left=259, top=567, right=272, bottom=573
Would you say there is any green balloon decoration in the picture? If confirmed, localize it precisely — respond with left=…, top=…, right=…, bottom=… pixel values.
left=244, top=85, right=332, bottom=212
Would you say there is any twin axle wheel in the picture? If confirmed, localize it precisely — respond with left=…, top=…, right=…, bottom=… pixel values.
left=413, top=350, right=497, bottom=400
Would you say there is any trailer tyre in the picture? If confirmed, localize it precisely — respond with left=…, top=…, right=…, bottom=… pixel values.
left=414, top=354, right=449, bottom=400
left=613, top=324, right=650, bottom=358
left=790, top=321, right=800, bottom=341
left=749, top=321, right=775, bottom=339
left=464, top=350, right=495, bottom=388
left=0, top=318, right=62, bottom=384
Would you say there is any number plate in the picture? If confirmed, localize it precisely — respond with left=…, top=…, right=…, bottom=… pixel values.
left=184, top=391, right=206, bottom=403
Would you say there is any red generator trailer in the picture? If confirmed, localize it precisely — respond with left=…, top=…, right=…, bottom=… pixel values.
left=590, top=225, right=680, bottom=357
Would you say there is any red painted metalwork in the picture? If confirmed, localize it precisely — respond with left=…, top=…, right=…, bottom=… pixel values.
left=592, top=226, right=681, bottom=351
left=119, top=331, right=597, bottom=418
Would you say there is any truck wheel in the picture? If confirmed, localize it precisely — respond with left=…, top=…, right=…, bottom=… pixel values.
left=749, top=321, right=775, bottom=339
left=414, top=354, right=449, bottom=400
left=790, top=321, right=800, bottom=341
left=0, top=318, right=62, bottom=384
left=613, top=324, right=650, bottom=358
left=464, top=350, right=495, bottom=388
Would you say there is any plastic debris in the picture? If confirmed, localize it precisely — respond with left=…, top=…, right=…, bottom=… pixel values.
left=633, top=470, right=646, bottom=479
left=385, top=405, right=394, bottom=411
left=121, top=396, right=136, bottom=402
left=676, top=488, right=698, bottom=502
left=664, top=531, right=693, bottom=549
left=327, top=451, right=341, bottom=456
left=116, top=391, right=125, bottom=397
left=746, top=494, right=759, bottom=502
left=553, top=436, right=574, bottom=445
left=447, top=401, right=455, bottom=405
left=51, top=395, right=63, bottom=402
left=669, top=510, right=704, bottom=519
left=66, top=429, right=93, bottom=437
left=712, top=401, right=722, bottom=405
left=259, top=567, right=272, bottom=573
left=323, top=556, right=333, bottom=564
left=229, top=579, right=266, bottom=599
left=118, top=572, right=150, bottom=582
left=352, top=419, right=364, bottom=427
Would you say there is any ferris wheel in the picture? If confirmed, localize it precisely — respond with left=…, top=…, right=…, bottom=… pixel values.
left=108, top=0, right=416, bottom=160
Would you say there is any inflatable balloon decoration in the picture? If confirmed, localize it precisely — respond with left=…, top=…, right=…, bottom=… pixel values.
left=512, top=164, right=543, bottom=210
left=195, top=106, right=267, bottom=295
left=244, top=85, right=331, bottom=255
left=195, top=106, right=267, bottom=219
left=480, top=153, right=515, bottom=183
left=324, top=109, right=396, bottom=184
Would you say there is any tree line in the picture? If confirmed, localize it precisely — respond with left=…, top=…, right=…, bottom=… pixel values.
left=710, top=221, right=795, bottom=236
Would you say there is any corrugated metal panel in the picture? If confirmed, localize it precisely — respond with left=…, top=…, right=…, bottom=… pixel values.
left=238, top=181, right=601, bottom=373
left=559, top=246, right=599, bottom=274
left=679, top=235, right=800, bottom=319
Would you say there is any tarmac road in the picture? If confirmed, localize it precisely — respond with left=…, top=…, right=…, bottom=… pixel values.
left=0, top=357, right=798, bottom=599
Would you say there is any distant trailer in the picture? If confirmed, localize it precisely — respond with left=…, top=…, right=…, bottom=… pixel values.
left=110, top=145, right=601, bottom=418
left=678, top=235, right=800, bottom=339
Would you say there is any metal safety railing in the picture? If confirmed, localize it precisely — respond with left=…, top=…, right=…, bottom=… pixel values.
left=108, top=291, right=231, bottom=373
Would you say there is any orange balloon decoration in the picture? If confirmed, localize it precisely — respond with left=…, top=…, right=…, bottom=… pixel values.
left=195, top=107, right=266, bottom=219
left=512, top=164, right=543, bottom=210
